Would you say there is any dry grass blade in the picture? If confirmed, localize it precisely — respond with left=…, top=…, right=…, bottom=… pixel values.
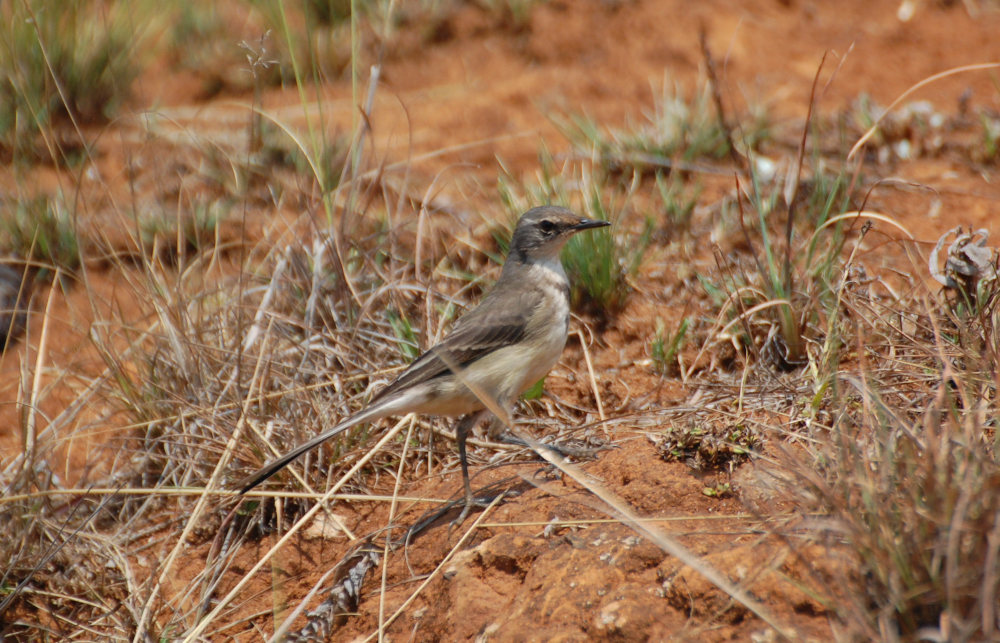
left=376, top=416, right=418, bottom=639
left=19, top=268, right=59, bottom=475
left=816, top=210, right=914, bottom=240
left=573, top=328, right=605, bottom=424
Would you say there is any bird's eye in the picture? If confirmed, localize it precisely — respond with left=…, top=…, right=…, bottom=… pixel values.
left=539, top=220, right=556, bottom=234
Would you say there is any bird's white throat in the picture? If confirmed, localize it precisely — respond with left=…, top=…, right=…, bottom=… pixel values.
left=531, top=253, right=568, bottom=285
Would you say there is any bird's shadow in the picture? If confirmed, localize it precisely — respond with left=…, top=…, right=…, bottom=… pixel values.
left=400, top=474, right=537, bottom=543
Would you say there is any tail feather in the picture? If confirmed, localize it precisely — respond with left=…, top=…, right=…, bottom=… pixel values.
left=238, top=402, right=393, bottom=494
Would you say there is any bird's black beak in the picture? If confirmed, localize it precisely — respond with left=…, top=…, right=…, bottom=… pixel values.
left=571, top=217, right=611, bottom=231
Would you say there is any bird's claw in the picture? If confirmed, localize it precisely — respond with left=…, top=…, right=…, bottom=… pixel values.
left=448, top=495, right=495, bottom=533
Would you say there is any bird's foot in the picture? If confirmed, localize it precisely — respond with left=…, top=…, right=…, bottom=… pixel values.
left=495, top=431, right=612, bottom=461
left=448, top=494, right=495, bottom=532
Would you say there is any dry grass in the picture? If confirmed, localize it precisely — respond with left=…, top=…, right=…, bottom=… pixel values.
left=770, top=260, right=1000, bottom=640
left=3, top=4, right=1000, bottom=641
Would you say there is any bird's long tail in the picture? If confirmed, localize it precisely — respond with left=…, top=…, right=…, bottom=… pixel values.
left=237, top=402, right=392, bottom=494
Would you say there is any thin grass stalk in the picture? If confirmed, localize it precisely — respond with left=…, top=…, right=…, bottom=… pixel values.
left=849, top=62, right=1000, bottom=160
left=376, top=415, right=418, bottom=642
left=20, top=268, right=59, bottom=477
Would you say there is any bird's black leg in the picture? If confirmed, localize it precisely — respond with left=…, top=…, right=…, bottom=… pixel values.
left=452, top=410, right=488, bottom=527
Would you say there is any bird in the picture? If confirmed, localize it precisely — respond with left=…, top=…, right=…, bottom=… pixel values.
left=238, top=206, right=610, bottom=519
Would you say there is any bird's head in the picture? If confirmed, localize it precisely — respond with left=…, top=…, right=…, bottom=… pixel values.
left=508, top=206, right=610, bottom=263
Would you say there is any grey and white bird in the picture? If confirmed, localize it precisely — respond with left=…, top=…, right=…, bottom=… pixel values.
left=238, top=206, right=609, bottom=515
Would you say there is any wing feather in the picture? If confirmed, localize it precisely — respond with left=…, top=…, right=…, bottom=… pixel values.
left=370, top=291, right=535, bottom=403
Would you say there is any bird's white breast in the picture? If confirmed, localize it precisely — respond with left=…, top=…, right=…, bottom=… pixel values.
left=517, top=259, right=570, bottom=390
left=406, top=255, right=572, bottom=413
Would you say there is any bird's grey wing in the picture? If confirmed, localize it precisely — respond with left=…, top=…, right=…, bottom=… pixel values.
left=370, top=290, right=535, bottom=403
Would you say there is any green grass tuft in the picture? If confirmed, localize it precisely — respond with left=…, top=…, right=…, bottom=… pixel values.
left=0, top=193, right=80, bottom=277
left=651, top=316, right=689, bottom=374
left=0, top=1, right=147, bottom=161
left=557, top=74, right=770, bottom=175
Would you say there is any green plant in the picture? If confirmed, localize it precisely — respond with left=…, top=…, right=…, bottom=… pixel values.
left=0, top=0, right=147, bottom=160
left=304, top=0, right=353, bottom=26
left=387, top=309, right=421, bottom=360
left=655, top=423, right=760, bottom=470
left=564, top=190, right=651, bottom=313
left=159, top=4, right=256, bottom=95
left=246, top=0, right=358, bottom=86
left=138, top=198, right=232, bottom=261
left=557, top=73, right=770, bottom=174
left=478, top=0, right=542, bottom=30
left=701, top=481, right=731, bottom=498
left=260, top=120, right=349, bottom=193
left=651, top=316, right=689, bottom=374
left=656, top=171, right=700, bottom=235
left=715, top=143, right=856, bottom=373
left=0, top=194, right=80, bottom=277
left=976, top=111, right=1000, bottom=163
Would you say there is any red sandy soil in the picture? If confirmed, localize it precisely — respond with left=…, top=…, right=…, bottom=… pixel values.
left=3, top=0, right=1000, bottom=639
